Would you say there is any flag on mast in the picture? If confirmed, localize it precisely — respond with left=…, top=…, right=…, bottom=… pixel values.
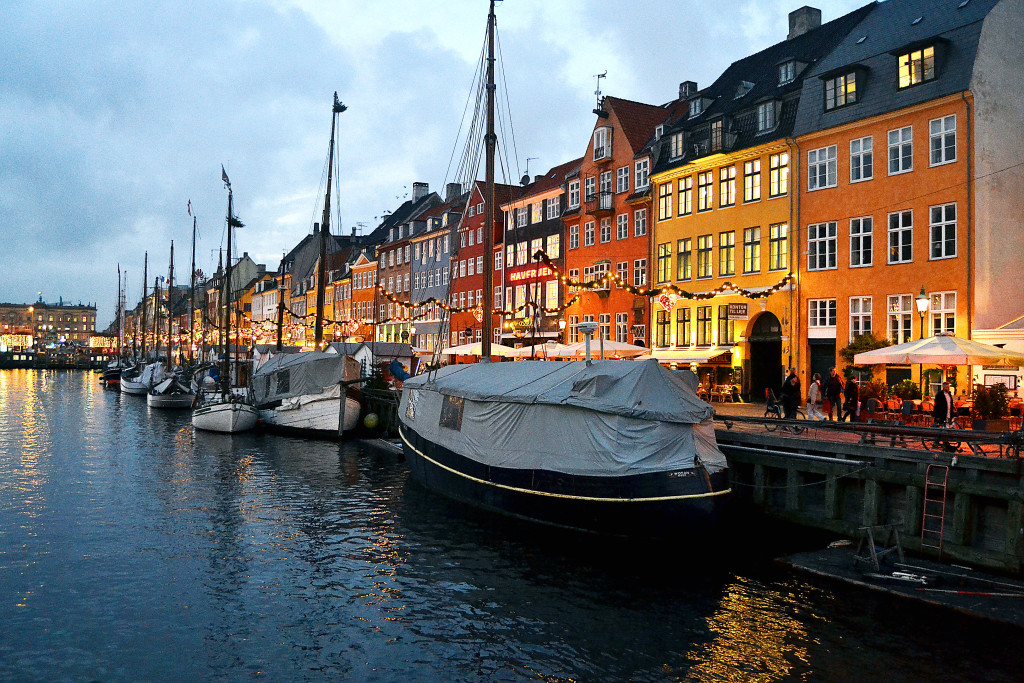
left=187, top=199, right=192, bottom=217
left=221, top=165, right=230, bottom=188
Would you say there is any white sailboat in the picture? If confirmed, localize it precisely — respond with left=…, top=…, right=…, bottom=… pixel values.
left=149, top=240, right=196, bottom=409
left=193, top=171, right=258, bottom=433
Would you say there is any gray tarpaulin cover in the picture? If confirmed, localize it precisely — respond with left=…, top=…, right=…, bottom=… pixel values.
left=400, top=360, right=727, bottom=476
left=252, top=351, right=358, bottom=405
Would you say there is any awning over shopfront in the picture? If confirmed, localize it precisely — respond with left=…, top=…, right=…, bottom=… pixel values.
left=649, top=346, right=734, bottom=364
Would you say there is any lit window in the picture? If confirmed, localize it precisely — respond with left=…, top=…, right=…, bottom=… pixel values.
left=898, top=46, right=935, bottom=88
left=769, top=153, right=789, bottom=197
left=930, top=291, right=956, bottom=335
left=677, top=176, right=692, bottom=215
left=743, top=227, right=761, bottom=274
left=824, top=72, right=857, bottom=110
left=719, top=166, right=736, bottom=207
left=718, top=232, right=735, bottom=276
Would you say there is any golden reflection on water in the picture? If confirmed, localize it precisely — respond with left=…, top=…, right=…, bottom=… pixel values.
left=0, top=371, right=50, bottom=516
left=682, top=576, right=813, bottom=682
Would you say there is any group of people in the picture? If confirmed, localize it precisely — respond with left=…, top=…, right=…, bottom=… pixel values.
left=779, top=367, right=859, bottom=421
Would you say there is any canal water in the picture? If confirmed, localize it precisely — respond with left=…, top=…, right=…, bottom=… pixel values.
left=2, top=370, right=1022, bottom=682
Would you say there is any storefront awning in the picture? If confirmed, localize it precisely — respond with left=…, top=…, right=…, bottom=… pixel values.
left=650, top=346, right=734, bottom=364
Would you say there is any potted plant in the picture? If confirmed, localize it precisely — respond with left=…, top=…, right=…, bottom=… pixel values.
left=973, top=383, right=1011, bottom=432
left=890, top=379, right=921, bottom=401
left=857, top=380, right=889, bottom=422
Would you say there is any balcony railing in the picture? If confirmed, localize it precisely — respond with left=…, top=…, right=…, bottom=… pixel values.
left=584, top=191, right=614, bottom=216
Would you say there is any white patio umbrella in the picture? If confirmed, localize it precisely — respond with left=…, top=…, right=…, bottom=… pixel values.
left=505, top=342, right=569, bottom=359
left=550, top=339, right=649, bottom=359
left=853, top=334, right=1024, bottom=367
left=438, top=341, right=515, bottom=357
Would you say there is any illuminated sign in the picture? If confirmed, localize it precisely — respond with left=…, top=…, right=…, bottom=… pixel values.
left=727, top=303, right=749, bottom=320
left=0, top=334, right=32, bottom=347
left=657, top=292, right=678, bottom=312
left=508, top=266, right=553, bottom=282
left=89, top=336, right=116, bottom=348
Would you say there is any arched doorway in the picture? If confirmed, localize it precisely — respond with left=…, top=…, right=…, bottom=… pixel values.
left=747, top=312, right=783, bottom=402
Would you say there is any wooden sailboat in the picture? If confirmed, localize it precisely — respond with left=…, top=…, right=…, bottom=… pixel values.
left=121, top=252, right=164, bottom=395
left=252, top=93, right=361, bottom=438
left=396, top=1, right=731, bottom=536
left=193, top=173, right=259, bottom=432
left=149, top=241, right=195, bottom=409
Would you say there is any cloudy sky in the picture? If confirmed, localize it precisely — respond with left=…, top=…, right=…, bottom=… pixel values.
left=1, top=0, right=865, bottom=326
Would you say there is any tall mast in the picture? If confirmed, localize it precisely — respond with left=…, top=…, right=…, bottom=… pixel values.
left=222, top=186, right=234, bottom=398
left=116, top=263, right=122, bottom=361
left=167, top=241, right=175, bottom=368
left=276, top=254, right=285, bottom=352
left=152, top=276, right=161, bottom=360
left=314, top=92, right=347, bottom=349
left=189, top=214, right=197, bottom=365
left=481, top=0, right=496, bottom=359
left=140, top=252, right=148, bottom=360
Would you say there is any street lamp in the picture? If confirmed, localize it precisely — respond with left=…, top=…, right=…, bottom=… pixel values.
left=916, top=285, right=929, bottom=394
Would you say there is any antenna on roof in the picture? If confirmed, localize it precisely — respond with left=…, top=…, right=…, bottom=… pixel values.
left=522, top=157, right=538, bottom=185
left=593, top=71, right=608, bottom=117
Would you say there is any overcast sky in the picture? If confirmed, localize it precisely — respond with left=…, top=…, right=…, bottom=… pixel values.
left=1, top=0, right=866, bottom=326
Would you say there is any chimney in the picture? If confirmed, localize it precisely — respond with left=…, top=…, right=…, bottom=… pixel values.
left=351, top=227, right=357, bottom=236
left=412, top=182, right=429, bottom=202
left=445, top=182, right=461, bottom=202
left=313, top=222, right=320, bottom=234
left=534, top=175, right=543, bottom=183
left=788, top=6, right=821, bottom=40
left=679, top=81, right=698, bottom=99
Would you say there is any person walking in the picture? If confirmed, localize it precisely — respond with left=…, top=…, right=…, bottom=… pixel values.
left=779, top=371, right=801, bottom=420
left=932, top=381, right=955, bottom=426
left=807, top=372, right=826, bottom=420
left=841, top=377, right=860, bottom=422
left=824, top=367, right=844, bottom=420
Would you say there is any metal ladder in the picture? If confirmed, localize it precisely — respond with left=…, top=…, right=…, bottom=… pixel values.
left=921, top=464, right=949, bottom=554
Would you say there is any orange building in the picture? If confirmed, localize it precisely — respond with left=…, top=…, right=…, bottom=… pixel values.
left=349, top=250, right=377, bottom=343
left=563, top=96, right=680, bottom=348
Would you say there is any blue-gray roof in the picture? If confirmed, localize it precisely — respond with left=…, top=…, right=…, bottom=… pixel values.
left=792, top=0, right=1000, bottom=137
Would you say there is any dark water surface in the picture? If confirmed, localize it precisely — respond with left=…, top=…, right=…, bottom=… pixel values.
left=2, top=370, right=1022, bottom=682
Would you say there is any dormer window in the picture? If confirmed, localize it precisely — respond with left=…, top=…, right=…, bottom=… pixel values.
left=735, top=81, right=754, bottom=99
left=688, top=98, right=704, bottom=118
left=779, top=61, right=796, bottom=85
left=824, top=72, right=857, bottom=110
left=669, top=132, right=685, bottom=159
left=757, top=101, right=777, bottom=132
left=655, top=124, right=664, bottom=140
left=898, top=45, right=935, bottom=88
left=593, top=126, right=612, bottom=160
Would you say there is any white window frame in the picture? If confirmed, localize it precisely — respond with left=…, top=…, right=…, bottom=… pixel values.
left=616, top=166, right=629, bottom=193
left=756, top=101, right=776, bottom=132
left=634, top=208, right=647, bottom=237
left=599, top=218, right=611, bottom=244
left=887, top=210, right=913, bottom=264
left=616, top=214, right=628, bottom=240
left=633, top=258, right=647, bottom=287
left=808, top=298, right=837, bottom=329
left=546, top=197, right=559, bottom=220
left=850, top=216, right=873, bottom=268
left=567, top=180, right=580, bottom=209
left=849, top=296, right=872, bottom=341
left=569, top=224, right=579, bottom=250
left=634, top=158, right=650, bottom=190
left=929, top=202, right=957, bottom=260
left=888, top=294, right=913, bottom=344
left=807, top=221, right=838, bottom=271
left=807, top=145, right=837, bottom=191
left=615, top=313, right=628, bottom=343
left=930, top=291, right=956, bottom=336
left=929, top=115, right=956, bottom=166
left=888, top=126, right=913, bottom=175
left=850, top=136, right=873, bottom=183
left=546, top=234, right=560, bottom=259
left=583, top=221, right=595, bottom=247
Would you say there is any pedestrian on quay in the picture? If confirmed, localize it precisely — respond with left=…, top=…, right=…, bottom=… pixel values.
left=824, top=367, right=844, bottom=420
left=842, top=376, right=860, bottom=422
left=807, top=372, right=826, bottom=420
left=779, top=370, right=801, bottom=419
left=932, top=381, right=955, bottom=426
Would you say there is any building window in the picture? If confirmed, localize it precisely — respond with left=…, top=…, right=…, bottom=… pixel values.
left=599, top=170, right=613, bottom=203
left=888, top=210, right=913, bottom=264
left=527, top=241, right=541, bottom=264
left=657, top=243, right=672, bottom=283
left=689, top=99, right=703, bottom=118
left=616, top=166, right=629, bottom=193
left=769, top=153, right=789, bottom=197
left=517, top=241, right=528, bottom=266
left=616, top=214, right=628, bottom=240
left=888, top=294, right=913, bottom=343
left=669, top=132, right=685, bottom=159
left=718, top=304, right=735, bottom=344
left=769, top=223, right=788, bottom=271
left=658, top=182, right=673, bottom=221
left=930, top=203, right=957, bottom=259
left=930, top=115, right=956, bottom=166
left=719, top=166, right=736, bottom=207
left=710, top=120, right=723, bottom=151
left=545, top=280, right=558, bottom=310
left=743, top=160, right=761, bottom=202
left=569, top=224, right=579, bottom=250
left=743, top=227, right=761, bottom=274
left=718, top=232, right=735, bottom=276
left=809, top=299, right=837, bottom=328
left=850, top=136, right=873, bottom=183
left=531, top=202, right=542, bottom=224
left=584, top=176, right=596, bottom=202
left=676, top=307, right=691, bottom=346
left=656, top=310, right=670, bottom=347
left=634, top=259, right=647, bottom=287
left=779, top=61, right=796, bottom=85
left=599, top=218, right=611, bottom=244
left=888, top=126, right=913, bottom=175
left=807, top=222, right=838, bottom=271
left=697, top=235, right=713, bottom=279
left=568, top=315, right=579, bottom=343
left=546, top=197, right=559, bottom=219
left=850, top=296, right=872, bottom=341
left=696, top=306, right=712, bottom=345
left=930, top=291, right=956, bottom=335
left=808, top=145, right=837, bottom=190
left=677, top=238, right=692, bottom=280
left=697, top=171, right=714, bottom=211
left=616, top=312, right=628, bottom=343
left=593, top=126, right=611, bottom=160
left=757, top=102, right=776, bottom=132
left=850, top=216, right=873, bottom=267
left=615, top=261, right=628, bottom=286
left=678, top=176, right=693, bottom=215
left=635, top=158, right=650, bottom=189
left=584, top=221, right=595, bottom=247
left=568, top=180, right=580, bottom=209
left=546, top=234, right=560, bottom=259
left=898, top=45, right=935, bottom=89
left=630, top=208, right=647, bottom=237
left=824, top=72, right=857, bottom=110
left=517, top=207, right=527, bottom=227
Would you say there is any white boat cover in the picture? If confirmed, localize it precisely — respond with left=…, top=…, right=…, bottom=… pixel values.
left=252, top=351, right=359, bottom=405
left=399, top=360, right=726, bottom=476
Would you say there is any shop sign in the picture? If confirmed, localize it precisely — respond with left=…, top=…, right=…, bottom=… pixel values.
left=346, top=320, right=360, bottom=334
left=472, top=308, right=483, bottom=322
left=727, top=303, right=749, bottom=320
left=508, top=266, right=552, bottom=282
left=657, top=292, right=678, bottom=312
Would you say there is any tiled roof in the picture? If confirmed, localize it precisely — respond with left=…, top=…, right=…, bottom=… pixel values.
left=517, top=157, right=583, bottom=198
left=792, top=0, right=1000, bottom=137
left=606, top=96, right=680, bottom=153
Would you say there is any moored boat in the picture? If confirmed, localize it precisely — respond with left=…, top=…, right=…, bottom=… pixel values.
left=398, top=359, right=730, bottom=536
left=252, top=351, right=361, bottom=437
left=147, top=376, right=195, bottom=409
left=121, top=361, right=166, bottom=395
